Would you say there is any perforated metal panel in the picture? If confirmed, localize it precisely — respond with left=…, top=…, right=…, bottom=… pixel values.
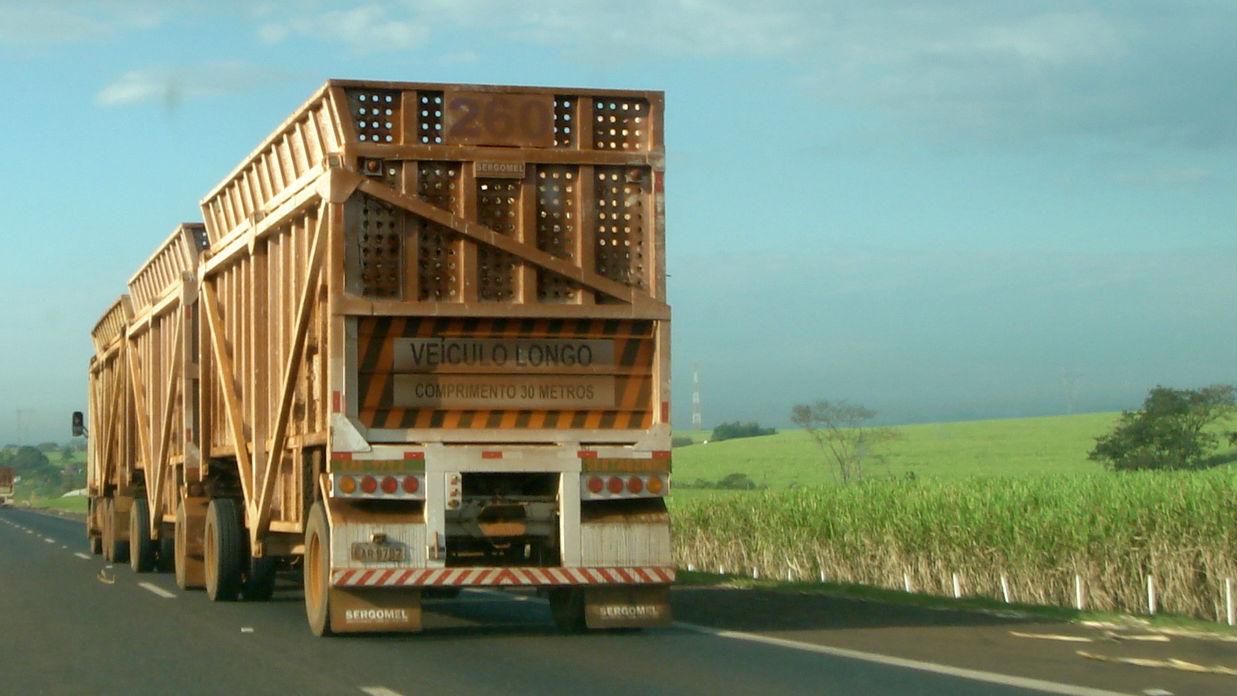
left=348, top=90, right=401, bottom=144
left=417, top=163, right=458, bottom=211
left=593, top=166, right=646, bottom=289
left=592, top=98, right=648, bottom=151
left=553, top=96, right=576, bottom=148
left=415, top=91, right=444, bottom=145
left=357, top=195, right=403, bottom=298
left=417, top=222, right=458, bottom=300
left=477, top=179, right=520, bottom=301
left=535, top=165, right=580, bottom=303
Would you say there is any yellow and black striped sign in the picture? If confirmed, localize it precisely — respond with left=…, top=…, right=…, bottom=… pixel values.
left=356, top=317, right=654, bottom=430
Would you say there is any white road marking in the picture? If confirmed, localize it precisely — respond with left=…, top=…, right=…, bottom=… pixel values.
left=138, top=582, right=177, bottom=599
left=61, top=545, right=68, bottom=549
left=74, top=553, right=91, bottom=560
left=359, top=687, right=405, bottom=696
left=44, top=537, right=55, bottom=544
left=676, top=623, right=1129, bottom=696
left=241, top=627, right=254, bottom=633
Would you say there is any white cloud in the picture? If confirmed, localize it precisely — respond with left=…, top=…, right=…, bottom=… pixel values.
left=96, top=61, right=288, bottom=109
left=0, top=2, right=164, bottom=49
left=259, top=4, right=428, bottom=51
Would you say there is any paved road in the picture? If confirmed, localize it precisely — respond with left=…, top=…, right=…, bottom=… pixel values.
left=0, top=507, right=1229, bottom=696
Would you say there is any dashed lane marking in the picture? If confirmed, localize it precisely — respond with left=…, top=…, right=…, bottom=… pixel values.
left=74, top=553, right=91, bottom=560
left=359, top=688, right=405, bottom=696
left=675, top=623, right=1130, bottom=696
left=44, top=537, right=55, bottom=544
left=138, top=582, right=176, bottom=599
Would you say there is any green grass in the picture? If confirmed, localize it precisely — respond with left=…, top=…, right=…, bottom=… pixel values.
left=671, top=411, right=1236, bottom=491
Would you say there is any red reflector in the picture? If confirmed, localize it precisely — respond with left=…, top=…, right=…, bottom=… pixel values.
left=380, top=476, right=398, bottom=494
left=404, top=451, right=425, bottom=460
left=652, top=450, right=671, bottom=460
left=627, top=476, right=644, bottom=494
left=333, top=390, right=341, bottom=413
left=481, top=451, right=503, bottom=460
left=360, top=475, right=377, bottom=494
left=402, top=476, right=420, bottom=494
left=577, top=450, right=598, bottom=459
left=587, top=476, right=604, bottom=494
left=331, top=451, right=352, bottom=461
left=607, top=476, right=624, bottom=494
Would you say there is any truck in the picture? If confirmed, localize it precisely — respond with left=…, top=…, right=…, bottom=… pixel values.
left=0, top=466, right=13, bottom=505
left=79, top=80, right=673, bottom=635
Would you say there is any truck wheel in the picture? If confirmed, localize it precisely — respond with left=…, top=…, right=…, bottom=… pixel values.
left=129, top=498, right=156, bottom=573
left=89, top=534, right=102, bottom=555
left=174, top=500, right=191, bottom=589
left=304, top=501, right=332, bottom=636
left=108, top=499, right=130, bottom=564
left=549, top=588, right=587, bottom=632
left=204, top=499, right=243, bottom=601
left=157, top=534, right=175, bottom=573
left=101, top=499, right=113, bottom=562
left=243, top=556, right=278, bottom=601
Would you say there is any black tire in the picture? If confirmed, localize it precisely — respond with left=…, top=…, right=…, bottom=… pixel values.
left=204, top=499, right=243, bottom=601
left=101, top=499, right=113, bottom=562
left=157, top=533, right=175, bottom=573
left=304, top=501, right=332, bottom=636
left=174, top=500, right=192, bottom=589
left=242, top=555, right=278, bottom=601
left=129, top=498, right=156, bottom=573
left=89, top=534, right=102, bottom=555
left=549, top=588, right=587, bottom=633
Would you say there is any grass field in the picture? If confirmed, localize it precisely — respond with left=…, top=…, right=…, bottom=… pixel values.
left=669, top=411, right=1237, bottom=622
left=670, top=411, right=1237, bottom=493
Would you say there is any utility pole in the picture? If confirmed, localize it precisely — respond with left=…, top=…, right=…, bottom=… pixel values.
left=691, top=365, right=702, bottom=430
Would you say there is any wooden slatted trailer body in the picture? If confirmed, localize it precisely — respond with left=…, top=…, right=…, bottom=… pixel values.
left=121, top=224, right=210, bottom=574
left=86, top=296, right=138, bottom=561
left=194, top=80, right=673, bottom=633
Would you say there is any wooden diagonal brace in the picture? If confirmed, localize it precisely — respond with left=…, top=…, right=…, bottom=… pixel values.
left=124, top=342, right=153, bottom=482
left=149, top=315, right=183, bottom=534
left=253, top=201, right=328, bottom=546
left=100, top=366, right=125, bottom=492
left=200, top=281, right=255, bottom=507
left=352, top=176, right=644, bottom=305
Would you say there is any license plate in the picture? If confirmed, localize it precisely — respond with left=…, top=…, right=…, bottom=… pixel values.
left=351, top=542, right=406, bottom=563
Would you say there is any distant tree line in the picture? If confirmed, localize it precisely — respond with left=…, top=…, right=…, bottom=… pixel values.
left=710, top=421, right=776, bottom=442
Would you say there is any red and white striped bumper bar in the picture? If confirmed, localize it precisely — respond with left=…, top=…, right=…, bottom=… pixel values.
left=332, top=566, right=675, bottom=588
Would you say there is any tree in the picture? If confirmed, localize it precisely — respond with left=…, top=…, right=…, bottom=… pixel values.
left=792, top=400, right=900, bottom=483
left=1088, top=384, right=1236, bottom=471
left=710, top=421, right=776, bottom=442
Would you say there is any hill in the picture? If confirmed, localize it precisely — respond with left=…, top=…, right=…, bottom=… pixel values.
left=671, top=411, right=1234, bottom=492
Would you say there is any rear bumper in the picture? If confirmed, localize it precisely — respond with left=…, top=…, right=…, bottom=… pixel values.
left=332, top=565, right=675, bottom=588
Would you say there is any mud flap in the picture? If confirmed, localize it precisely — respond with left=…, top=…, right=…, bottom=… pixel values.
left=179, top=497, right=208, bottom=588
left=329, top=587, right=423, bottom=633
left=584, top=585, right=672, bottom=629
left=111, top=495, right=133, bottom=544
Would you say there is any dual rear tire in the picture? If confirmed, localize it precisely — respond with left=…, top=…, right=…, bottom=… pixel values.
left=202, top=498, right=277, bottom=602
left=129, top=498, right=157, bottom=573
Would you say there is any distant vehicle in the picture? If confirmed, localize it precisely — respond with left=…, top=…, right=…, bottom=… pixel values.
left=0, top=466, right=13, bottom=505
left=80, top=80, right=673, bottom=636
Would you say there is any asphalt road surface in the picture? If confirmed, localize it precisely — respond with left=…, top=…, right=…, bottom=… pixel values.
left=1, top=507, right=1231, bottom=696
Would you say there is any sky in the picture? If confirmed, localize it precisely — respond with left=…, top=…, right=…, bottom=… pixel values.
left=0, top=1, right=1233, bottom=443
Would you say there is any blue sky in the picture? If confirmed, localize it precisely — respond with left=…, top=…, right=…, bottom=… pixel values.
left=0, top=1, right=1233, bottom=443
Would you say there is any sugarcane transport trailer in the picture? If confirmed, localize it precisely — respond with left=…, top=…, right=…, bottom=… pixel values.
left=77, top=80, right=673, bottom=635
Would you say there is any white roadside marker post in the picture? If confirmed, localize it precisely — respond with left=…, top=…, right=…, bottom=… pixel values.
left=1000, top=574, right=1011, bottom=604
left=903, top=572, right=912, bottom=593
left=1074, top=575, right=1084, bottom=611
left=1225, top=578, right=1234, bottom=626
left=1147, top=575, right=1157, bottom=615
left=952, top=573, right=961, bottom=599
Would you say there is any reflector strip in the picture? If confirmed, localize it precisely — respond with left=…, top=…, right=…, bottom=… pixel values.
left=481, top=450, right=503, bottom=459
left=331, top=566, right=675, bottom=587
left=331, top=452, right=353, bottom=461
